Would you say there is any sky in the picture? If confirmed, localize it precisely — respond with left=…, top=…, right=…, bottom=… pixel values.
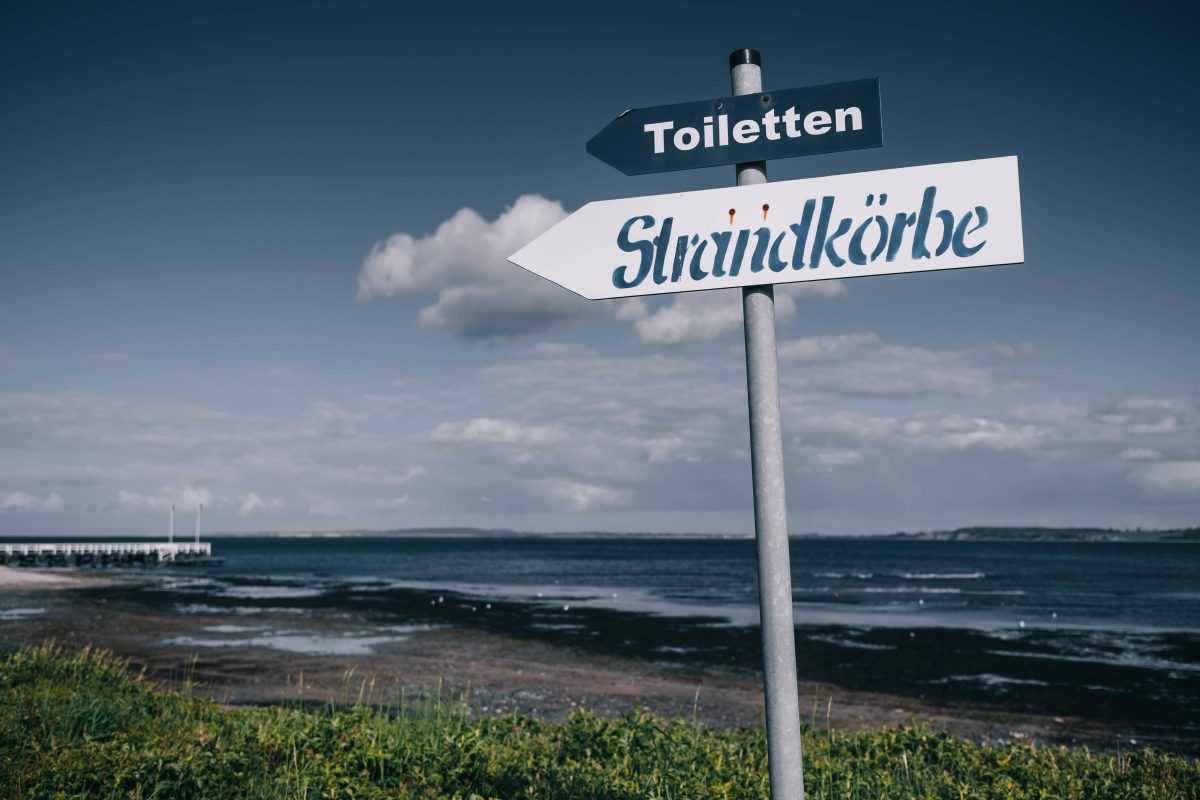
left=1, top=0, right=1197, bottom=536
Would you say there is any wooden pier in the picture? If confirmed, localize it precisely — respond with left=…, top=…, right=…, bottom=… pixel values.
left=0, top=541, right=219, bottom=567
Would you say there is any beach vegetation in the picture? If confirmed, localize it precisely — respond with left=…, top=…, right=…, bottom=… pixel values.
left=1, top=644, right=1195, bottom=799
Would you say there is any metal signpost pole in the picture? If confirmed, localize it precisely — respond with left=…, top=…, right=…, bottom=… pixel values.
left=730, top=48, right=805, bottom=800
left=515, top=46, right=1022, bottom=800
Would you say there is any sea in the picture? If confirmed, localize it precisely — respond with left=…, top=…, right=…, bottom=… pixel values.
left=4, top=534, right=1199, bottom=739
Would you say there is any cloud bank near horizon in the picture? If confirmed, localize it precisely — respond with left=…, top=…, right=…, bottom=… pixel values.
left=2, top=332, right=1196, bottom=535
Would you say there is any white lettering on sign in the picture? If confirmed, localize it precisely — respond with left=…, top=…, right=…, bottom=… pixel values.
left=643, top=105, right=863, bottom=155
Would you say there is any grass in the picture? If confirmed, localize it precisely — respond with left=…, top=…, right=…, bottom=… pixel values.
left=1, top=644, right=1196, bottom=799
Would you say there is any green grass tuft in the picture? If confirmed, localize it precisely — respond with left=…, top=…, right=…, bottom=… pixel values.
left=1, top=644, right=1195, bottom=799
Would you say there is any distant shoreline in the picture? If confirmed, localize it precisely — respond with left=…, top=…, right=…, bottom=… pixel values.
left=2, top=525, right=1197, bottom=543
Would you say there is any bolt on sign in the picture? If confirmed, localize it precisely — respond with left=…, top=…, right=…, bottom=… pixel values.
left=509, top=156, right=1023, bottom=300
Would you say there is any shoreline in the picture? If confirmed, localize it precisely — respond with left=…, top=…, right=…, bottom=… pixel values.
left=0, top=565, right=115, bottom=590
left=1, top=588, right=1189, bottom=756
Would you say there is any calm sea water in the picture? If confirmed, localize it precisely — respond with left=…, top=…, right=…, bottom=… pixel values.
left=7, top=535, right=1200, bottom=735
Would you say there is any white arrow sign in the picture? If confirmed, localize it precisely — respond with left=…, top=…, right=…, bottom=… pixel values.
left=509, top=156, right=1023, bottom=300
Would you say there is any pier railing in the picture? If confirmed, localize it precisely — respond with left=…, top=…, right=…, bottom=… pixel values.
left=0, top=542, right=212, bottom=566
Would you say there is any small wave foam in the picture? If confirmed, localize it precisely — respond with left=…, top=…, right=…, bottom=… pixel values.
left=933, top=673, right=1050, bottom=688
left=161, top=624, right=437, bottom=656
left=861, top=587, right=963, bottom=594
left=172, top=603, right=306, bottom=616
left=221, top=585, right=325, bottom=600
left=898, top=572, right=985, bottom=580
left=808, top=633, right=897, bottom=651
left=0, top=607, right=44, bottom=620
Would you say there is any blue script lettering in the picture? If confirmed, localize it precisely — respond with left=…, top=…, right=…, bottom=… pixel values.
left=612, top=215, right=655, bottom=289
left=609, top=187, right=993, bottom=290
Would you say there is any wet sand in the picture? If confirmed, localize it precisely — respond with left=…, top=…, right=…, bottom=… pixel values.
left=0, top=565, right=113, bottom=589
left=2, top=571, right=1180, bottom=755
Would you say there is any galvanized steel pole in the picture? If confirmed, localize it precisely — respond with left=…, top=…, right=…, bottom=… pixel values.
left=730, top=47, right=805, bottom=800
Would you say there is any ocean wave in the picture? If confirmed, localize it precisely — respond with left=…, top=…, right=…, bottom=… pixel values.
left=161, top=624, right=437, bottom=656
left=985, top=648, right=1200, bottom=675
left=933, top=673, right=1050, bottom=688
left=0, top=607, right=44, bottom=620
left=808, top=633, right=897, bottom=651
left=220, top=585, right=325, bottom=600
left=172, top=603, right=306, bottom=616
left=861, top=587, right=963, bottom=594
left=897, top=572, right=985, bottom=580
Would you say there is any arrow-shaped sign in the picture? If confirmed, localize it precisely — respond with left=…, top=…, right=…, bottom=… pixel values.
left=586, top=79, right=882, bottom=176
left=510, top=156, right=1023, bottom=300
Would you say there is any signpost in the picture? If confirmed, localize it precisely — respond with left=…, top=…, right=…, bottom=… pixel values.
left=587, top=78, right=882, bottom=175
left=509, top=49, right=1024, bottom=800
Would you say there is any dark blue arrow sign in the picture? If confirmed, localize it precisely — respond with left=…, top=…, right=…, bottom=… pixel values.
left=587, top=78, right=882, bottom=176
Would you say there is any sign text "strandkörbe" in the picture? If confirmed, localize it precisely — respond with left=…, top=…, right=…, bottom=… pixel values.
left=509, top=157, right=1023, bottom=300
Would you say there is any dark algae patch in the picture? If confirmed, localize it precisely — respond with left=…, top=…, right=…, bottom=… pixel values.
left=3, top=645, right=1196, bottom=799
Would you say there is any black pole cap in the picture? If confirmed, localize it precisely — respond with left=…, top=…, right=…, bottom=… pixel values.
left=729, top=48, right=761, bottom=69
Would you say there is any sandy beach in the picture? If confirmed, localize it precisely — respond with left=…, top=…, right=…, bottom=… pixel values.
left=2, top=569, right=1181, bottom=756
left=0, top=565, right=114, bottom=590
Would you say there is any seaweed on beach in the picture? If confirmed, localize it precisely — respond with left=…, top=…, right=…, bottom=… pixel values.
left=2, top=644, right=1196, bottom=799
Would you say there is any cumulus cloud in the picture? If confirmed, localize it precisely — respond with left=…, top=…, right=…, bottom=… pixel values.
left=634, top=289, right=794, bottom=345
left=238, top=492, right=283, bottom=516
left=357, top=195, right=845, bottom=344
left=0, top=390, right=432, bottom=531
left=357, top=195, right=608, bottom=341
left=816, top=449, right=862, bottom=467
left=1130, top=461, right=1200, bottom=499
left=431, top=417, right=568, bottom=447
left=542, top=479, right=621, bottom=511
left=777, top=332, right=1020, bottom=397
left=1120, top=447, right=1162, bottom=462
left=117, top=484, right=214, bottom=513
left=632, top=281, right=845, bottom=345
left=3, top=328, right=1198, bottom=534
left=0, top=491, right=63, bottom=511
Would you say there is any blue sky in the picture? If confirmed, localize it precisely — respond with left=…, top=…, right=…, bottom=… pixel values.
left=1, top=1, right=1197, bottom=535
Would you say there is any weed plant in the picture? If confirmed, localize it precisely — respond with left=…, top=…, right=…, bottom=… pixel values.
left=1, top=644, right=1195, bottom=799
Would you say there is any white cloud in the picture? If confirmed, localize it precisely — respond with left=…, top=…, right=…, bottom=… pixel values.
left=357, top=196, right=843, bottom=344
left=777, top=332, right=1020, bottom=397
left=816, top=449, right=862, bottom=467
left=431, top=417, right=568, bottom=447
left=237, top=492, right=283, bottom=516
left=371, top=496, right=410, bottom=510
left=1130, top=461, right=1200, bottom=499
left=117, top=484, right=214, bottom=513
left=542, top=479, right=621, bottom=511
left=3, top=330, right=1197, bottom=534
left=789, top=281, right=848, bottom=299
left=634, top=288, right=795, bottom=345
left=357, top=195, right=605, bottom=341
left=901, top=414, right=1044, bottom=451
left=0, top=491, right=63, bottom=511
